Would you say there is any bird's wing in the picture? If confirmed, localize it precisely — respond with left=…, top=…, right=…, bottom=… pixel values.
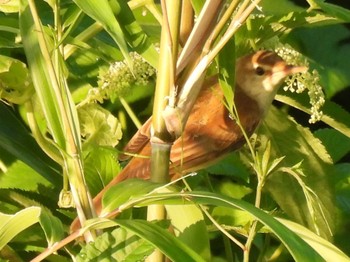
left=118, top=117, right=152, bottom=161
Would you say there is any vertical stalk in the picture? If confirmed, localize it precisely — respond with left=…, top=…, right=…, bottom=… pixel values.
left=147, top=1, right=181, bottom=261
left=24, top=0, right=96, bottom=240
left=151, top=0, right=181, bottom=183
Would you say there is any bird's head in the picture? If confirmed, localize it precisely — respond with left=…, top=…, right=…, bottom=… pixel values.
left=236, top=50, right=307, bottom=113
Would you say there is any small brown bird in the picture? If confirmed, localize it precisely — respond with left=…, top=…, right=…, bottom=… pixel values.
left=92, top=50, right=306, bottom=216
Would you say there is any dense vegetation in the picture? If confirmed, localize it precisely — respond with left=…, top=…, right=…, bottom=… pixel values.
left=1, top=0, right=350, bottom=261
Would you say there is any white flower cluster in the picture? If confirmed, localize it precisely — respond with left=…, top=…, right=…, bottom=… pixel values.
left=86, top=52, right=156, bottom=103
left=276, top=45, right=325, bottom=124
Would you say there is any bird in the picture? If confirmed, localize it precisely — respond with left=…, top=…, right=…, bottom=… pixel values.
left=78, top=50, right=307, bottom=225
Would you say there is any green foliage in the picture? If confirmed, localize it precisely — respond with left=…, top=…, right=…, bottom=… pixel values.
left=77, top=226, right=154, bottom=262
left=0, top=207, right=41, bottom=250
left=0, top=0, right=350, bottom=261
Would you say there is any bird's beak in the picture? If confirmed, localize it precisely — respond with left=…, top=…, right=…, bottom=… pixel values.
left=284, top=65, right=308, bottom=75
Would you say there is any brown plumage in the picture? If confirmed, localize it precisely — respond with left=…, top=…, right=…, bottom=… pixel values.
left=78, top=51, right=306, bottom=224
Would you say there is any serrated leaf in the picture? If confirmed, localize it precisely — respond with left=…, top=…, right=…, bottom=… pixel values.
left=314, top=128, right=350, bottom=163
left=78, top=104, right=122, bottom=147
left=0, top=207, right=41, bottom=250
left=313, top=0, right=350, bottom=22
left=0, top=160, right=52, bottom=191
left=276, top=93, right=350, bottom=139
left=261, top=107, right=335, bottom=240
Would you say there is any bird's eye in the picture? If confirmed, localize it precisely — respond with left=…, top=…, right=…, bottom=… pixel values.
left=255, top=66, right=265, bottom=76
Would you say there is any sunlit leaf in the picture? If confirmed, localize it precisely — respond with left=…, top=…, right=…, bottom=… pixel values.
left=0, top=207, right=41, bottom=250
left=39, top=209, right=64, bottom=247
left=0, top=103, right=61, bottom=185
left=0, top=161, right=52, bottom=191
left=261, top=107, right=335, bottom=240
left=83, top=146, right=121, bottom=197
left=72, top=0, right=132, bottom=67
left=277, top=218, right=350, bottom=262
left=0, top=55, right=34, bottom=104
left=78, top=103, right=122, bottom=148
left=76, top=226, right=154, bottom=262
left=116, top=219, right=206, bottom=262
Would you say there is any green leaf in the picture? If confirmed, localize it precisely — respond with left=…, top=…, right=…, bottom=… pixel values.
left=102, top=179, right=161, bottom=214
left=0, top=160, right=52, bottom=191
left=78, top=103, right=122, bottom=148
left=212, top=206, right=254, bottom=229
left=72, top=0, right=132, bottom=67
left=0, top=54, right=34, bottom=104
left=311, top=0, right=350, bottom=22
left=165, top=194, right=211, bottom=261
left=116, top=219, right=206, bottom=262
left=0, top=207, right=41, bottom=250
left=83, top=147, right=121, bottom=197
left=130, top=191, right=325, bottom=262
left=276, top=93, right=350, bottom=139
left=113, top=0, right=159, bottom=68
left=261, top=107, right=335, bottom=240
left=217, top=36, right=235, bottom=113
left=277, top=218, right=350, bottom=262
left=39, top=208, right=64, bottom=247
left=19, top=0, right=66, bottom=147
left=205, top=153, right=250, bottom=181
left=0, top=0, right=19, bottom=13
left=286, top=24, right=350, bottom=97
left=314, top=128, right=350, bottom=163
left=77, top=226, right=154, bottom=262
left=0, top=102, right=61, bottom=185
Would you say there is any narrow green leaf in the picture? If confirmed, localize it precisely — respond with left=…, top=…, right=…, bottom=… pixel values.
left=113, top=0, right=159, bottom=68
left=277, top=218, right=350, bottom=262
left=217, top=36, right=236, bottom=113
left=39, top=209, right=64, bottom=247
left=102, top=179, right=161, bottom=213
left=129, top=191, right=325, bottom=262
left=0, top=207, right=41, bottom=250
left=19, top=0, right=66, bottom=147
left=72, top=0, right=132, bottom=67
left=116, top=219, right=206, bottom=262
left=0, top=102, right=61, bottom=185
